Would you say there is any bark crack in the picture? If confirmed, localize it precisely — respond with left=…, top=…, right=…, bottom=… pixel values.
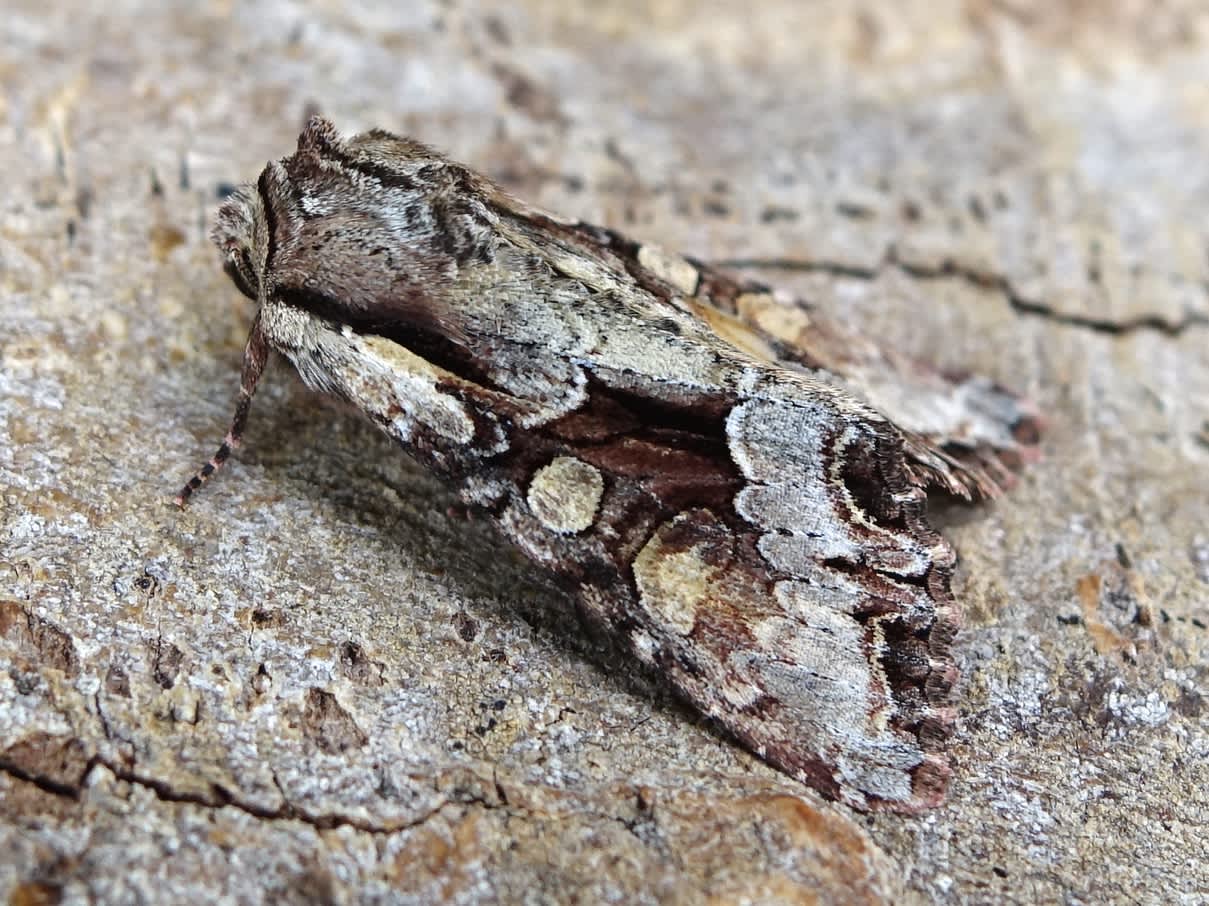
left=0, top=752, right=500, bottom=836
left=717, top=253, right=1209, bottom=338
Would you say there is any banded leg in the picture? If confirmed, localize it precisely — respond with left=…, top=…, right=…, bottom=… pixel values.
left=175, top=314, right=269, bottom=506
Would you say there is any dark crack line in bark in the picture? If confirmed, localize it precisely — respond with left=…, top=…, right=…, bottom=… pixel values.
left=96, top=759, right=437, bottom=834
left=0, top=757, right=84, bottom=800
left=998, top=293, right=1208, bottom=337
left=4, top=752, right=683, bottom=858
left=716, top=256, right=881, bottom=281
left=93, top=692, right=121, bottom=745
left=0, top=753, right=490, bottom=836
left=716, top=253, right=1209, bottom=338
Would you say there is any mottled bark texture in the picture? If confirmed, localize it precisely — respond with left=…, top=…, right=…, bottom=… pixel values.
left=2, top=2, right=1206, bottom=903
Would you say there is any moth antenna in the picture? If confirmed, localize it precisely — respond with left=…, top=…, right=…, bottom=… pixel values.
left=175, top=314, right=270, bottom=507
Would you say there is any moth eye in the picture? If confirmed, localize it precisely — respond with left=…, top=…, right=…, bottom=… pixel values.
left=223, top=250, right=258, bottom=300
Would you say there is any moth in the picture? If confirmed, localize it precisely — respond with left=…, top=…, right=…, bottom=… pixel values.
left=179, top=117, right=1040, bottom=812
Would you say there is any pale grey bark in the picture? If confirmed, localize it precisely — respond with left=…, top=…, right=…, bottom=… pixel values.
left=2, top=2, right=1206, bottom=903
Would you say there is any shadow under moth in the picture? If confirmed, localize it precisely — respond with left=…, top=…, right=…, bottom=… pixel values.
left=179, top=117, right=1040, bottom=812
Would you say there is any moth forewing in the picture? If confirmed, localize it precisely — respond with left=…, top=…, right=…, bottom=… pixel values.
left=178, top=117, right=1039, bottom=812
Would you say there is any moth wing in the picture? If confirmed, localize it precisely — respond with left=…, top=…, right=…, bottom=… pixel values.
left=525, top=211, right=1041, bottom=500
left=221, top=120, right=981, bottom=812
left=687, top=261, right=1042, bottom=499
left=591, top=371, right=958, bottom=812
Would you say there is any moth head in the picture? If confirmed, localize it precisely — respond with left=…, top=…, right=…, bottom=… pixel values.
left=211, top=181, right=270, bottom=302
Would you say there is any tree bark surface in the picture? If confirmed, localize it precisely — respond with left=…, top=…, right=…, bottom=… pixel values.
left=2, top=2, right=1206, bottom=903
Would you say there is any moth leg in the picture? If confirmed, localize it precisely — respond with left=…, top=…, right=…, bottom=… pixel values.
left=175, top=313, right=269, bottom=507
